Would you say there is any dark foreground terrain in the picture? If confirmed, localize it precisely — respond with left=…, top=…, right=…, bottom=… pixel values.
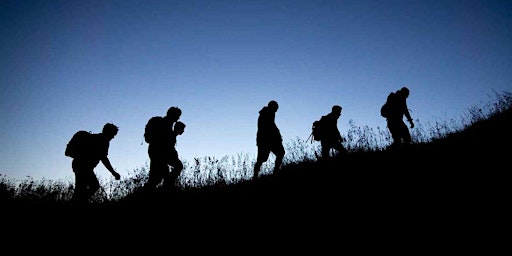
left=3, top=108, right=509, bottom=250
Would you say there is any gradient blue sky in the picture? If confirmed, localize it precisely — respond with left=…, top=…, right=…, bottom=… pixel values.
left=2, top=0, right=511, bottom=182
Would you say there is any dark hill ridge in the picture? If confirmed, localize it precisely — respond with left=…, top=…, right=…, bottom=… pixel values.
left=109, top=108, right=510, bottom=217
left=6, top=107, right=510, bottom=235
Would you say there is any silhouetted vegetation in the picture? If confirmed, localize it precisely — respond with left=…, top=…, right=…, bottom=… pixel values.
left=2, top=90, right=511, bottom=216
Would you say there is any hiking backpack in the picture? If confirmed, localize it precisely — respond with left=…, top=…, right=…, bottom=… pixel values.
left=144, top=116, right=163, bottom=144
left=310, top=116, right=326, bottom=142
left=65, top=130, right=92, bottom=158
left=380, top=92, right=397, bottom=118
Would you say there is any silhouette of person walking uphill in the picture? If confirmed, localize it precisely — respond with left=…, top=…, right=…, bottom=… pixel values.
left=318, top=105, right=347, bottom=159
left=383, top=86, right=415, bottom=149
left=143, top=106, right=183, bottom=191
left=66, top=123, right=121, bottom=204
left=254, top=100, right=285, bottom=180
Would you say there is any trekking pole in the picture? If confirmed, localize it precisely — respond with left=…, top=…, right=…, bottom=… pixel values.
left=306, top=133, right=313, bottom=144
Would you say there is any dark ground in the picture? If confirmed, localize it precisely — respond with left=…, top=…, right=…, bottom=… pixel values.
left=3, top=109, right=509, bottom=251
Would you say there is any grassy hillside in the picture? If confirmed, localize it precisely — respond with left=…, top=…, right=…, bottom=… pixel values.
left=123, top=91, right=511, bottom=205
left=2, top=92, right=510, bottom=241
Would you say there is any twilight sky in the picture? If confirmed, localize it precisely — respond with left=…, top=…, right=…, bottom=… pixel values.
left=1, top=0, right=511, bottom=182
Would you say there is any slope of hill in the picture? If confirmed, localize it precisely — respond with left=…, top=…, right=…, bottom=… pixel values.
left=100, top=107, right=511, bottom=225
left=4, top=104, right=510, bottom=245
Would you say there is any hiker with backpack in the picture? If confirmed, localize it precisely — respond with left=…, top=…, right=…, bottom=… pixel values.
left=143, top=106, right=183, bottom=191
left=65, top=123, right=121, bottom=204
left=381, top=86, right=414, bottom=149
left=316, top=105, right=347, bottom=159
left=254, top=100, right=285, bottom=180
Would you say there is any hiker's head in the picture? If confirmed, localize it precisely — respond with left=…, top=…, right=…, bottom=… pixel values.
left=102, top=123, right=119, bottom=139
left=399, top=87, right=410, bottom=98
left=174, top=121, right=186, bottom=135
left=268, top=100, right=279, bottom=112
left=332, top=105, right=342, bottom=116
left=166, top=107, right=182, bottom=122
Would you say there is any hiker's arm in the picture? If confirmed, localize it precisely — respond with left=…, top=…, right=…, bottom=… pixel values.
left=101, top=157, right=120, bottom=180
left=336, top=129, right=343, bottom=142
left=404, top=107, right=414, bottom=128
left=334, top=119, right=343, bottom=141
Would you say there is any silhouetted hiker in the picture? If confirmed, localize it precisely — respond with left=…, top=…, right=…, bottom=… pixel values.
left=254, top=100, right=285, bottom=179
left=66, top=123, right=121, bottom=204
left=143, top=106, right=182, bottom=191
left=383, top=86, right=414, bottom=149
left=318, top=105, right=347, bottom=159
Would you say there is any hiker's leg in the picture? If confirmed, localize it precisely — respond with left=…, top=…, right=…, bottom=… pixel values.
left=272, top=143, right=285, bottom=174
left=387, top=120, right=402, bottom=148
left=253, top=161, right=262, bottom=179
left=84, top=170, right=101, bottom=199
left=166, top=158, right=183, bottom=187
left=333, top=142, right=347, bottom=156
left=401, top=122, right=412, bottom=145
left=72, top=173, right=87, bottom=203
left=72, top=160, right=90, bottom=203
left=254, top=146, right=270, bottom=179
left=145, top=157, right=167, bottom=190
left=321, top=141, right=331, bottom=158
